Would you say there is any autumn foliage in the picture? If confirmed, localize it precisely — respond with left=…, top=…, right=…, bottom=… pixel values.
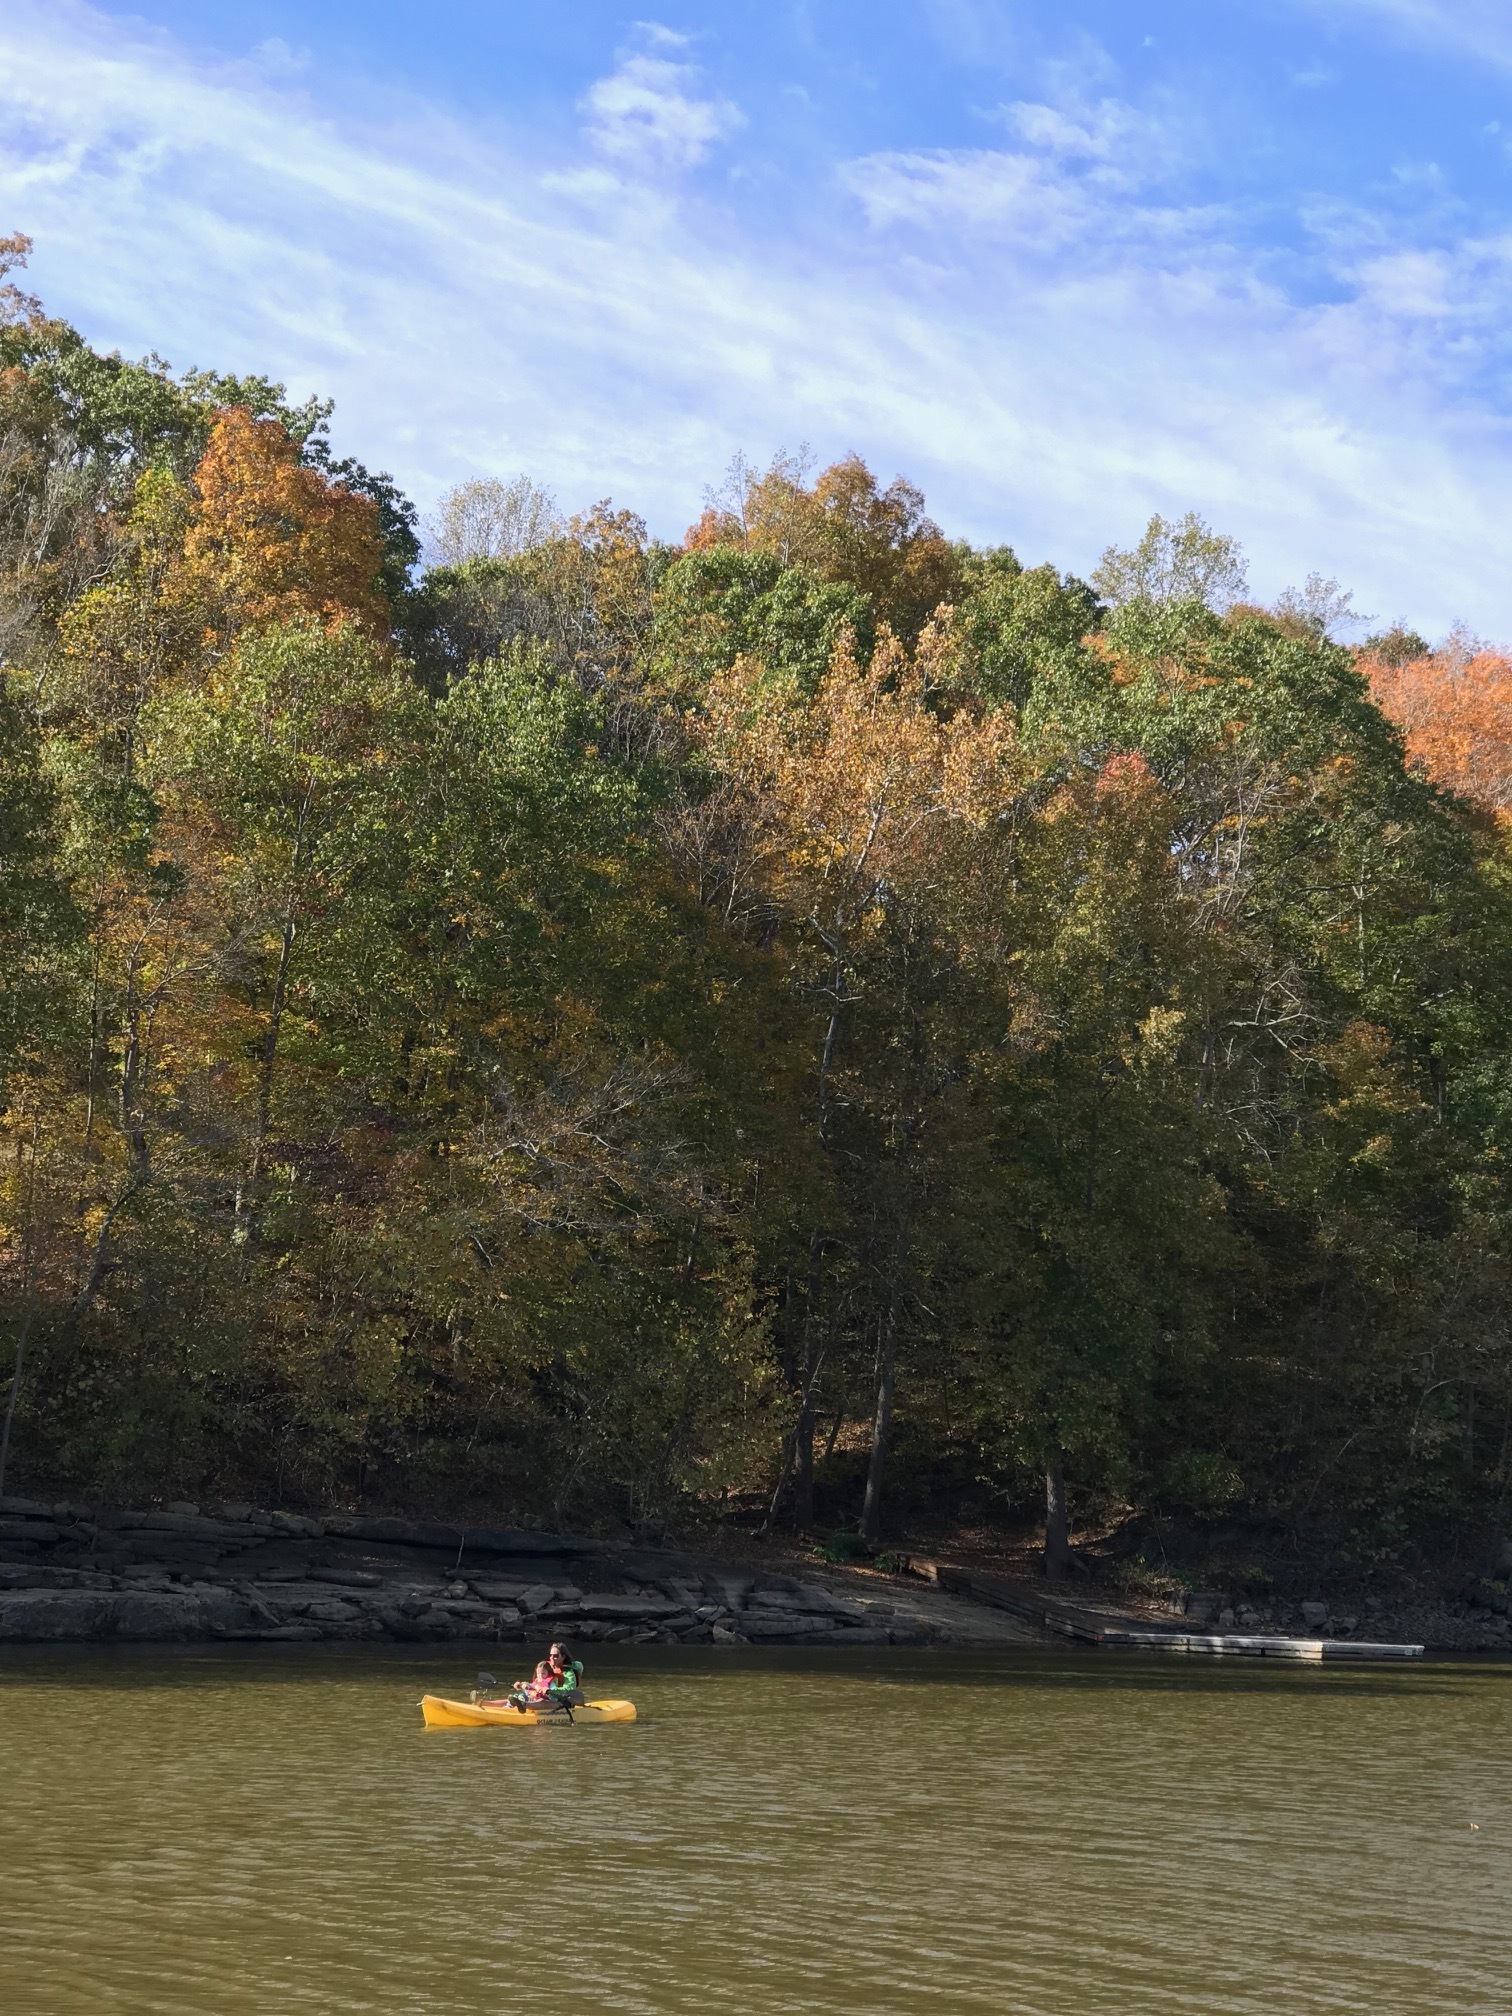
left=1365, top=643, right=1512, bottom=819
left=686, top=450, right=960, bottom=641
left=185, top=405, right=389, bottom=637
left=2, top=241, right=1511, bottom=1571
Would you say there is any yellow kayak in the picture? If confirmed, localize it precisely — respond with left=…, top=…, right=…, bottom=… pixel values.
left=420, top=1694, right=637, bottom=1728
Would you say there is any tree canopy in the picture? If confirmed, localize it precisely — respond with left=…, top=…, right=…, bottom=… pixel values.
left=3, top=239, right=1510, bottom=1574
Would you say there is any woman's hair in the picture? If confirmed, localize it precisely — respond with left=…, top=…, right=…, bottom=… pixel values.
left=549, top=1642, right=571, bottom=1661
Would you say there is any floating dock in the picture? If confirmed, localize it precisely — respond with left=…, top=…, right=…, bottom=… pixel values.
left=1095, top=1627, right=1421, bottom=1661
left=934, top=1568, right=1424, bottom=1661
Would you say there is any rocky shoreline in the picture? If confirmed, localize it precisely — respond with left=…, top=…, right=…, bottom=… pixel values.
left=4, top=1495, right=1507, bottom=1654
left=0, top=1497, right=974, bottom=1648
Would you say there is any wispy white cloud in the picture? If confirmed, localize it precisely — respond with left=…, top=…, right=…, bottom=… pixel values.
left=248, top=37, right=310, bottom=79
left=1, top=0, right=1510, bottom=638
left=1004, top=96, right=1150, bottom=165
left=583, top=46, right=743, bottom=174
left=844, top=81, right=1202, bottom=249
left=839, top=144, right=1223, bottom=256
left=843, top=82, right=1205, bottom=254
left=632, top=21, right=693, bottom=51
left=843, top=148, right=1088, bottom=243
left=1295, top=0, right=1512, bottom=70
left=920, top=0, right=1027, bottom=70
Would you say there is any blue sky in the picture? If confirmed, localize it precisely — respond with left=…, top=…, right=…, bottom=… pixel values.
left=2, top=1, right=1511, bottom=634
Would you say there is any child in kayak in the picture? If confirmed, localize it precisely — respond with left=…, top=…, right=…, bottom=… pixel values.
left=507, top=1660, right=560, bottom=1711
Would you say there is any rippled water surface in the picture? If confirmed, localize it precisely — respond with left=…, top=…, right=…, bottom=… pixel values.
left=2, top=1644, right=1509, bottom=2015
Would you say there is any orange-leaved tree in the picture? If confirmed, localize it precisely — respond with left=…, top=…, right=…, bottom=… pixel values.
left=184, top=406, right=390, bottom=640
left=1366, top=643, right=1512, bottom=820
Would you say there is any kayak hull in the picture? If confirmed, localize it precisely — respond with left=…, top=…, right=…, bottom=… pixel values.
left=420, top=1694, right=637, bottom=1728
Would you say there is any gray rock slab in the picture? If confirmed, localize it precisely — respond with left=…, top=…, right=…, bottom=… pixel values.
left=882, top=1620, right=932, bottom=1645
left=323, top=1517, right=601, bottom=1556
left=739, top=1615, right=813, bottom=1640
left=118, top=1535, right=224, bottom=1564
left=135, top=1512, right=255, bottom=1544
left=110, top=1592, right=207, bottom=1639
left=305, top=1599, right=361, bottom=1623
left=578, top=1595, right=686, bottom=1620
left=197, top=1590, right=263, bottom=1634
left=0, top=1564, right=73, bottom=1589
left=387, top=1606, right=460, bottom=1641
left=794, top=1587, right=872, bottom=1621
left=0, top=1591, right=108, bottom=1638
left=0, top=1518, right=59, bottom=1545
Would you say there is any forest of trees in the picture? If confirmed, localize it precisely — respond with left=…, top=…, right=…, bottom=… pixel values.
left=4, top=234, right=1512, bottom=1569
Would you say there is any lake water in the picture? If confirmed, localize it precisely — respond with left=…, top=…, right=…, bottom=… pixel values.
left=2, top=1645, right=1508, bottom=2015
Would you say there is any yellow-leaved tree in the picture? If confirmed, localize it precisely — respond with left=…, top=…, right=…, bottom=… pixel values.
left=184, top=405, right=391, bottom=641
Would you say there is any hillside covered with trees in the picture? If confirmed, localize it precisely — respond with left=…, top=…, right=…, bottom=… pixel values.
left=3, top=235, right=1511, bottom=1573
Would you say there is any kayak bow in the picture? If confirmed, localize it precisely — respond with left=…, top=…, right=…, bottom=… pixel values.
left=420, top=1694, right=637, bottom=1728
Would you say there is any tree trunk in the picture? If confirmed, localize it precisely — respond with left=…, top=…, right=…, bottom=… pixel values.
left=0, top=1309, right=30, bottom=1503
left=118, top=991, right=153, bottom=1185
left=248, top=896, right=298, bottom=1199
left=243, top=781, right=314, bottom=1238
left=1044, top=1458, right=1074, bottom=1580
left=761, top=1423, right=797, bottom=1537
left=760, top=1267, right=805, bottom=1536
left=815, top=945, right=844, bottom=1148
left=859, top=1300, right=898, bottom=1546
left=0, top=1121, right=40, bottom=1498
left=793, top=1227, right=825, bottom=1528
left=793, top=1380, right=816, bottom=1530
left=822, top=1405, right=846, bottom=1463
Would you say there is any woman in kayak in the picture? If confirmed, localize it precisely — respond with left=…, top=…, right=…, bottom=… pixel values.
left=548, top=1642, right=585, bottom=1704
